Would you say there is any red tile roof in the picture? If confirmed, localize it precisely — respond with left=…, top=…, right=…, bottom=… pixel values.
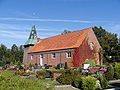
left=29, top=27, right=93, bottom=53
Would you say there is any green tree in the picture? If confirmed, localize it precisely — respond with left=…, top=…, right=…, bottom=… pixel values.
left=0, top=44, right=7, bottom=66
left=93, top=26, right=120, bottom=63
left=11, top=44, right=18, bottom=52
left=0, top=44, right=23, bottom=66
left=61, top=29, right=71, bottom=35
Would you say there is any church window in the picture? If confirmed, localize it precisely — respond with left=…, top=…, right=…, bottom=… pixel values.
left=41, top=54, right=43, bottom=58
left=89, top=42, right=94, bottom=50
left=66, top=52, right=71, bottom=58
left=52, top=53, right=55, bottom=59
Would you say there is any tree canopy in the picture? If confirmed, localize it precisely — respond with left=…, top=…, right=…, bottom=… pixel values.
left=61, top=29, right=71, bottom=35
left=93, top=26, right=120, bottom=63
left=0, top=44, right=23, bottom=66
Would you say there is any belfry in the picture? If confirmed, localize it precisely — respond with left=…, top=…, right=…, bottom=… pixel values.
left=23, top=25, right=38, bottom=64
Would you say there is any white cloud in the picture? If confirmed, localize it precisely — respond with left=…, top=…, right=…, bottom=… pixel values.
left=0, top=29, right=58, bottom=40
left=0, top=23, right=66, bottom=32
left=0, top=17, right=92, bottom=23
left=0, top=30, right=28, bottom=39
left=0, top=23, right=30, bottom=30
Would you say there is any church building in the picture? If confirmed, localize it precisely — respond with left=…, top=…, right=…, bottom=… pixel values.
left=23, top=26, right=102, bottom=67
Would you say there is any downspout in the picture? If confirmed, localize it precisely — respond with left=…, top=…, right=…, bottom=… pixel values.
left=60, top=53, right=62, bottom=68
left=36, top=55, right=37, bottom=64
left=47, top=54, right=48, bottom=65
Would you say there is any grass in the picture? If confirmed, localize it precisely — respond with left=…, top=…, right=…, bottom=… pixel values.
left=0, top=71, right=58, bottom=90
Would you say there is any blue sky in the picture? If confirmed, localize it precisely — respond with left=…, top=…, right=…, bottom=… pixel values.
left=0, top=0, right=120, bottom=48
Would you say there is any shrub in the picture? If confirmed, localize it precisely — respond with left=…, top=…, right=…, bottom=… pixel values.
left=101, top=76, right=108, bottom=89
left=64, top=69, right=80, bottom=75
left=36, top=70, right=46, bottom=74
left=105, top=65, right=114, bottom=80
left=72, top=75, right=83, bottom=89
left=81, top=76, right=97, bottom=90
left=46, top=70, right=52, bottom=78
left=64, top=69, right=71, bottom=74
left=96, top=65, right=106, bottom=67
left=56, top=74, right=76, bottom=85
left=114, top=63, right=120, bottom=79
left=36, top=70, right=46, bottom=79
left=51, top=70, right=65, bottom=73
left=70, top=69, right=80, bottom=75
left=95, top=74, right=108, bottom=89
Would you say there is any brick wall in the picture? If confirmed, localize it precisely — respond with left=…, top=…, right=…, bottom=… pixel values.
left=27, top=49, right=74, bottom=67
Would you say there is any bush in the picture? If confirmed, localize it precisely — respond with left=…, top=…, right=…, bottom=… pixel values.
left=81, top=76, right=97, bottom=90
left=46, top=70, right=52, bottom=78
left=95, top=74, right=108, bottom=89
left=56, top=74, right=76, bottom=85
left=72, top=75, right=83, bottom=89
left=96, top=65, right=106, bottom=67
left=51, top=70, right=65, bottom=73
left=64, top=69, right=71, bottom=74
left=69, top=69, right=80, bottom=75
left=114, top=63, right=120, bottom=79
left=105, top=65, right=114, bottom=80
left=36, top=70, right=46, bottom=79
left=101, top=76, right=108, bottom=89
left=36, top=70, right=46, bottom=74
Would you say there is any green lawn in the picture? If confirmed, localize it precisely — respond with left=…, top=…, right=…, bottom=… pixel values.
left=0, top=71, right=58, bottom=90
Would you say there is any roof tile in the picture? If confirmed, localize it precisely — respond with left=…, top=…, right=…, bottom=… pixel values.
left=29, top=28, right=92, bottom=53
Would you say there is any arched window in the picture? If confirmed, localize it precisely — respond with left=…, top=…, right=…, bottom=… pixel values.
left=51, top=53, right=55, bottom=59
left=41, top=54, right=43, bottom=58
left=66, top=52, right=71, bottom=58
left=89, top=42, right=94, bottom=50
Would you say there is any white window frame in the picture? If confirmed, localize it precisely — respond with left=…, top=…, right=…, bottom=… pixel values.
left=66, top=52, right=71, bottom=58
left=51, top=53, right=55, bottom=59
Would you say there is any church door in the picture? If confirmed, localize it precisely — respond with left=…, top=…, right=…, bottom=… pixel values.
left=40, top=54, right=43, bottom=66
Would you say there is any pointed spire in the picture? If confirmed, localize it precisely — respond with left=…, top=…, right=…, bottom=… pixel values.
left=24, top=25, right=38, bottom=47
left=28, top=25, right=37, bottom=39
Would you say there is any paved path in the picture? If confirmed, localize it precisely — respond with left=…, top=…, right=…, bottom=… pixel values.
left=109, top=79, right=120, bottom=83
left=54, top=80, right=120, bottom=90
left=108, top=79, right=120, bottom=90
left=55, top=85, right=79, bottom=90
